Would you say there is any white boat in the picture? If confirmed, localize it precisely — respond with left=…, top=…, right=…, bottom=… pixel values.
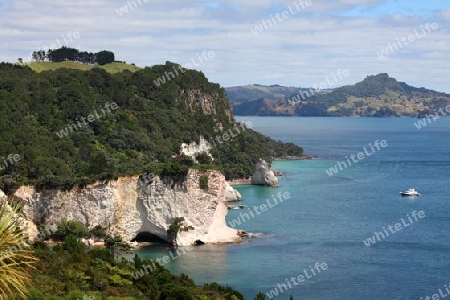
left=400, top=188, right=421, bottom=196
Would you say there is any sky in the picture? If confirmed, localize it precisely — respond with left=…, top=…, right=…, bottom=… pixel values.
left=0, top=0, right=449, bottom=92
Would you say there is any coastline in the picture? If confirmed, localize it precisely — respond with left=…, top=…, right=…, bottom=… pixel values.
left=273, top=155, right=318, bottom=160
left=227, top=178, right=251, bottom=186
left=227, top=155, right=317, bottom=186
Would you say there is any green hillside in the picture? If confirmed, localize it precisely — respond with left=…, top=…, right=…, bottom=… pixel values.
left=225, top=84, right=310, bottom=105
left=230, top=74, right=450, bottom=117
left=28, top=61, right=140, bottom=73
left=0, top=62, right=302, bottom=193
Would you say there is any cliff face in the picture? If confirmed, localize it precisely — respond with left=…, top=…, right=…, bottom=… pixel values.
left=13, top=169, right=239, bottom=246
left=182, top=90, right=234, bottom=123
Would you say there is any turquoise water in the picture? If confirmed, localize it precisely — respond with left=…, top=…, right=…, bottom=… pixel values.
left=132, top=117, right=450, bottom=299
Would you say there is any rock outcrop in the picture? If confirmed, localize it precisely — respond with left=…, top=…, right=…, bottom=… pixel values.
left=12, top=169, right=240, bottom=246
left=180, top=136, right=213, bottom=163
left=251, top=158, right=279, bottom=187
left=224, top=182, right=242, bottom=202
left=182, top=90, right=234, bottom=123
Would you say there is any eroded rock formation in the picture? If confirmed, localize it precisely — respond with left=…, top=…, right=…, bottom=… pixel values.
left=224, top=182, right=242, bottom=202
left=251, top=158, right=279, bottom=187
left=11, top=169, right=240, bottom=246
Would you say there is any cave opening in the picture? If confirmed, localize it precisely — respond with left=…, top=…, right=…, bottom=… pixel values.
left=194, top=239, right=205, bottom=245
left=131, top=232, right=168, bottom=244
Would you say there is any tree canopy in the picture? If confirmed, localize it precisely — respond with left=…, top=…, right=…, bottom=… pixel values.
left=32, top=47, right=115, bottom=65
left=0, top=62, right=303, bottom=193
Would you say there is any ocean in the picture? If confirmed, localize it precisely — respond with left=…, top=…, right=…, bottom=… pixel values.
left=131, top=117, right=450, bottom=299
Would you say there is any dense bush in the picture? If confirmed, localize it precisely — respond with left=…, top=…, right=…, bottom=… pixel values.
left=52, top=220, right=90, bottom=241
left=30, top=237, right=246, bottom=299
left=199, top=175, right=209, bottom=191
left=0, top=62, right=303, bottom=192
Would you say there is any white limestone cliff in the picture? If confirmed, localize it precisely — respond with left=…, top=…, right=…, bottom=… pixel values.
left=224, top=182, right=242, bottom=202
left=180, top=136, right=213, bottom=163
left=12, top=169, right=240, bottom=246
left=251, top=158, right=279, bottom=187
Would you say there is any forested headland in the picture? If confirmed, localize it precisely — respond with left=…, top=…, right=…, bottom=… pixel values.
left=0, top=61, right=302, bottom=193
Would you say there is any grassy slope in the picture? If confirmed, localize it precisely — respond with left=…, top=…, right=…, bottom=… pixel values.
left=28, top=61, right=140, bottom=73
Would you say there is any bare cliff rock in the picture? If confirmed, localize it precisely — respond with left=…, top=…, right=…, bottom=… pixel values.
left=224, top=182, right=242, bottom=202
left=182, top=90, right=234, bottom=125
left=12, top=169, right=240, bottom=246
left=251, top=158, right=279, bottom=187
left=180, top=136, right=213, bottom=163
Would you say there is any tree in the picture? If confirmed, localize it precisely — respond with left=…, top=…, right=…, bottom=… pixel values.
left=199, top=175, right=208, bottom=191
left=52, top=220, right=90, bottom=241
left=96, top=50, right=115, bottom=65
left=104, top=234, right=129, bottom=259
left=89, top=225, right=106, bottom=241
left=0, top=199, right=37, bottom=298
left=196, top=152, right=212, bottom=164
left=167, top=217, right=185, bottom=244
left=36, top=50, right=46, bottom=62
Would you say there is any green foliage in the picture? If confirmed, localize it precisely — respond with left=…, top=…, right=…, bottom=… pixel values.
left=45, top=46, right=114, bottom=65
left=52, top=220, right=90, bottom=241
left=161, top=163, right=188, bottom=181
left=27, top=289, right=47, bottom=300
left=254, top=292, right=266, bottom=300
left=196, top=152, right=212, bottom=164
left=96, top=50, right=115, bottom=65
left=168, top=217, right=184, bottom=235
left=104, top=234, right=130, bottom=256
left=199, top=175, right=209, bottom=191
left=0, top=62, right=303, bottom=192
left=90, top=225, right=107, bottom=240
left=0, top=199, right=37, bottom=298
left=62, top=234, right=86, bottom=253
left=203, top=282, right=245, bottom=299
left=29, top=242, right=245, bottom=298
left=160, top=283, right=193, bottom=300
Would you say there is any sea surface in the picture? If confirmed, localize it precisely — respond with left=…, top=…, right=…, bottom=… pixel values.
left=130, top=117, right=450, bottom=299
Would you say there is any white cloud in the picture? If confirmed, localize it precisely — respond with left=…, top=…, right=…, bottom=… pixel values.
left=0, top=0, right=449, bottom=92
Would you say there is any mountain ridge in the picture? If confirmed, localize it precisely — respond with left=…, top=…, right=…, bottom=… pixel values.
left=227, top=73, right=450, bottom=117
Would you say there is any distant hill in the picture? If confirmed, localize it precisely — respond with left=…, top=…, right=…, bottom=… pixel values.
left=225, top=84, right=314, bottom=105
left=28, top=61, right=140, bottom=73
left=227, top=74, right=450, bottom=117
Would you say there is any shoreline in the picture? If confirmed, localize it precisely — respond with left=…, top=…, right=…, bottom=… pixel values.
left=228, top=178, right=251, bottom=186
left=227, top=155, right=317, bottom=186
left=273, top=155, right=318, bottom=160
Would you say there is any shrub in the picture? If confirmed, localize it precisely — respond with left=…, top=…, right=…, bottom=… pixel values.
left=52, top=220, right=90, bottom=241
left=199, top=175, right=208, bottom=191
left=90, top=225, right=107, bottom=241
left=195, top=152, right=212, bottom=164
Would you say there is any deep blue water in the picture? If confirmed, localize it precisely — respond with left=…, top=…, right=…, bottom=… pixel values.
left=132, top=117, right=450, bottom=299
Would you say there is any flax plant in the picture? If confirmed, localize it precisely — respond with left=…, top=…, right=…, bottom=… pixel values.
left=0, top=198, right=37, bottom=299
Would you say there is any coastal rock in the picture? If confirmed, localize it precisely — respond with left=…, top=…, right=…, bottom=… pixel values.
left=180, top=136, right=213, bottom=163
left=13, top=170, right=240, bottom=247
left=251, top=158, right=279, bottom=187
left=224, top=182, right=242, bottom=202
